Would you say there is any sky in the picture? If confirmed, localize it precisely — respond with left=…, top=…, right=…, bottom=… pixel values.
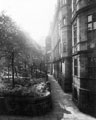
left=0, top=0, right=57, bottom=46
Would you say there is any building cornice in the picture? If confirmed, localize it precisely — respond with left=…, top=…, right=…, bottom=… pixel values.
left=52, top=56, right=72, bottom=63
left=71, top=3, right=96, bottom=23
left=72, top=49, right=95, bottom=56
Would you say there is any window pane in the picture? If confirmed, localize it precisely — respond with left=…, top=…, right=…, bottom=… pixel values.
left=93, top=22, right=96, bottom=29
left=87, top=31, right=93, bottom=40
left=88, top=23, right=92, bottom=30
left=74, top=22, right=77, bottom=45
left=74, top=67, right=78, bottom=76
left=74, top=59, right=78, bottom=76
left=93, top=13, right=96, bottom=21
left=74, top=59, right=77, bottom=66
left=88, top=57, right=96, bottom=79
left=88, top=15, right=92, bottom=22
left=63, top=18, right=65, bottom=25
left=63, top=42, right=67, bottom=52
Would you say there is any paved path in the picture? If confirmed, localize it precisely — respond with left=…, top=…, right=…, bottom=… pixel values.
left=0, top=75, right=95, bottom=120
left=48, top=75, right=96, bottom=120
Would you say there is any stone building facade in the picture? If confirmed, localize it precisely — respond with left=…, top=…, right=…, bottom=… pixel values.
left=72, top=0, right=96, bottom=116
left=51, top=0, right=72, bottom=92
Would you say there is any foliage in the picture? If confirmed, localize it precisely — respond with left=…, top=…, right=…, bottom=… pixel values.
left=0, top=12, right=45, bottom=87
left=0, top=78, right=50, bottom=98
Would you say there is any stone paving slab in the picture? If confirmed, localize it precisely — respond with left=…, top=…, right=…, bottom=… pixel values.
left=0, top=75, right=95, bottom=120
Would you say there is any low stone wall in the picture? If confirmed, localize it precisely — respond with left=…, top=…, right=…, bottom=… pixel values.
left=78, top=89, right=96, bottom=117
left=0, top=94, right=52, bottom=116
left=72, top=86, right=96, bottom=117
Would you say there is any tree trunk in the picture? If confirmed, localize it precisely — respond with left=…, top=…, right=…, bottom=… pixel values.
left=24, top=61, right=27, bottom=77
left=12, top=51, right=15, bottom=88
left=8, top=65, right=9, bottom=80
left=15, top=67, right=17, bottom=77
left=31, top=65, right=33, bottom=78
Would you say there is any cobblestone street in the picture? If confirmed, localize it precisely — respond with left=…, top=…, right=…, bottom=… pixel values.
left=0, top=75, right=95, bottom=120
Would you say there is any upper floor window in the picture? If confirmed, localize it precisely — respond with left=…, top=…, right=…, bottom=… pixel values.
left=73, top=20, right=77, bottom=45
left=88, top=57, right=96, bottom=79
left=63, top=42, right=67, bottom=52
left=74, top=58, right=78, bottom=76
left=63, top=18, right=66, bottom=25
left=88, top=15, right=92, bottom=22
left=88, top=13, right=96, bottom=31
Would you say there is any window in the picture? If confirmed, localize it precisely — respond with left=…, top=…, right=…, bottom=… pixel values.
left=88, top=23, right=92, bottom=30
left=73, top=20, right=77, bottom=45
left=88, top=15, right=92, bottom=22
left=88, top=13, right=96, bottom=31
left=63, top=42, right=67, bottom=52
left=93, top=13, right=96, bottom=30
left=88, top=15, right=92, bottom=31
left=93, top=22, right=96, bottom=29
left=88, top=57, right=96, bottom=79
left=87, top=13, right=96, bottom=43
left=74, top=58, right=78, bottom=76
left=63, top=18, right=66, bottom=25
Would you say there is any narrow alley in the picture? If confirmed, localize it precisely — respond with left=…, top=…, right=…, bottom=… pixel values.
left=0, top=75, right=95, bottom=120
